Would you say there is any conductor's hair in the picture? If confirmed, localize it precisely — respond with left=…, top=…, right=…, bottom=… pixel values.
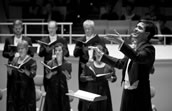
left=139, top=19, right=158, bottom=41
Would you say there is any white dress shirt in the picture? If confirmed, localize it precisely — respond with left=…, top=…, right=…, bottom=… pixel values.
left=86, top=34, right=96, bottom=62
left=123, top=58, right=139, bottom=90
left=49, top=34, right=57, bottom=58
left=49, top=34, right=57, bottom=43
left=14, top=35, right=22, bottom=46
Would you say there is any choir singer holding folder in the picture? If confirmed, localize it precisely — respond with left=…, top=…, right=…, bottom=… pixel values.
left=80, top=44, right=117, bottom=111
left=42, top=43, right=72, bottom=111
left=2, top=19, right=35, bottom=111
left=38, top=20, right=69, bottom=92
left=3, top=19, right=34, bottom=62
left=6, top=40, right=37, bottom=111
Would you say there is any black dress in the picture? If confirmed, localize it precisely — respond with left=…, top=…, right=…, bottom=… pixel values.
left=43, top=59, right=72, bottom=111
left=80, top=61, right=116, bottom=111
left=8, top=56, right=37, bottom=111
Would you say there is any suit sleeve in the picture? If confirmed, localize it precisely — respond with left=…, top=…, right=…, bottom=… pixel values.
left=29, top=60, right=37, bottom=78
left=27, top=37, right=34, bottom=57
left=38, top=37, right=47, bottom=57
left=62, top=38, right=70, bottom=57
left=120, top=42, right=155, bottom=64
left=2, top=38, right=14, bottom=59
left=101, top=54, right=126, bottom=69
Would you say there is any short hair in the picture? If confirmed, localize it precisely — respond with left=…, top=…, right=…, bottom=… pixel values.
left=54, top=43, right=64, bottom=49
left=139, top=19, right=158, bottom=41
left=83, top=20, right=95, bottom=27
left=54, top=43, right=65, bottom=56
left=48, top=20, right=57, bottom=28
left=17, top=40, right=29, bottom=51
left=13, top=19, right=23, bottom=27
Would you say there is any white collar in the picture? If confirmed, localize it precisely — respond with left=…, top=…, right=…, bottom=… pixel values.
left=14, top=35, right=22, bottom=46
left=49, top=34, right=57, bottom=38
left=14, top=35, right=22, bottom=40
left=86, top=34, right=96, bottom=42
left=49, top=34, right=57, bottom=42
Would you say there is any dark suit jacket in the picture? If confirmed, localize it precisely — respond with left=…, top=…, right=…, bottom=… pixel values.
left=38, top=35, right=69, bottom=91
left=101, top=41, right=155, bottom=85
left=2, top=36, right=33, bottom=63
left=73, top=34, right=109, bottom=89
left=38, top=36, right=69, bottom=63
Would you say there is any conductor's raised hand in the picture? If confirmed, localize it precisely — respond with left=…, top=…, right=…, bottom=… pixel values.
left=105, top=29, right=124, bottom=44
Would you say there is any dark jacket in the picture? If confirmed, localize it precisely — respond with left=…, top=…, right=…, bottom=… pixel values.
left=101, top=42, right=155, bottom=85
left=101, top=41, right=155, bottom=111
left=3, top=36, right=33, bottom=63
left=38, top=36, right=69, bottom=63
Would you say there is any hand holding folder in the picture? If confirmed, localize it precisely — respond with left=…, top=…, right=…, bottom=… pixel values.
left=40, top=61, right=59, bottom=79
left=40, top=61, right=59, bottom=71
left=96, top=72, right=113, bottom=78
left=88, top=66, right=113, bottom=78
left=5, top=57, right=32, bottom=71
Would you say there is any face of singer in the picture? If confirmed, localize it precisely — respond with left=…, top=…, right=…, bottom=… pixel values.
left=13, top=25, right=23, bottom=36
left=84, top=25, right=94, bottom=37
left=48, top=23, right=57, bottom=36
left=18, top=45, right=28, bottom=58
left=54, top=46, right=63, bottom=59
left=131, top=22, right=149, bottom=44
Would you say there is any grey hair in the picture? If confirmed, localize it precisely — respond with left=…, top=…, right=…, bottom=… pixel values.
left=83, top=20, right=95, bottom=27
left=17, top=40, right=29, bottom=50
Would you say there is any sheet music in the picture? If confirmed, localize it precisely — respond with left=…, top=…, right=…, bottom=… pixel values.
left=66, top=90, right=107, bottom=102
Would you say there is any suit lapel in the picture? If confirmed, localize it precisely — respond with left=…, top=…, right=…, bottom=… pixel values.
left=123, top=57, right=137, bottom=85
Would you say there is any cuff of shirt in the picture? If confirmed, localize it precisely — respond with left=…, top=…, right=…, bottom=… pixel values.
left=99, top=52, right=104, bottom=62
left=118, top=41, right=124, bottom=51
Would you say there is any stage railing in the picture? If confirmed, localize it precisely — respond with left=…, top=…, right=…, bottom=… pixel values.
left=0, top=22, right=172, bottom=45
left=0, top=22, right=73, bottom=43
